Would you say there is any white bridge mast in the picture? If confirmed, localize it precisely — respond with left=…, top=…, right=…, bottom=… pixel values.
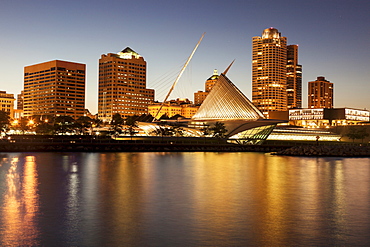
left=153, top=32, right=205, bottom=120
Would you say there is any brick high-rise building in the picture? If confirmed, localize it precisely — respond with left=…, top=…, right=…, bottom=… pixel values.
left=308, top=76, right=333, bottom=109
left=252, top=28, right=302, bottom=117
left=98, top=47, right=154, bottom=122
left=23, top=60, right=85, bottom=118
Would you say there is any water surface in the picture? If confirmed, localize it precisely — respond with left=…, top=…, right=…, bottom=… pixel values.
left=0, top=152, right=369, bottom=246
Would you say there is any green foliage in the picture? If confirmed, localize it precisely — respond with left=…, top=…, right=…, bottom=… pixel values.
left=75, top=116, right=93, bottom=134
left=17, top=117, right=31, bottom=134
left=159, top=113, right=170, bottom=120
left=111, top=113, right=124, bottom=134
left=200, top=123, right=211, bottom=137
left=210, top=122, right=228, bottom=138
left=345, top=126, right=369, bottom=143
left=0, top=110, right=10, bottom=134
left=125, top=116, right=138, bottom=136
left=170, top=114, right=184, bottom=120
left=54, top=116, right=75, bottom=134
left=136, top=114, right=154, bottom=122
left=35, top=122, right=54, bottom=135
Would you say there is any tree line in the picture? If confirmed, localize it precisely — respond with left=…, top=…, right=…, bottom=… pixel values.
left=0, top=111, right=229, bottom=138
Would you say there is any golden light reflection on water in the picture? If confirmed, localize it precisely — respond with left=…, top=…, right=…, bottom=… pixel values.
left=1, top=155, right=39, bottom=246
left=0, top=152, right=369, bottom=246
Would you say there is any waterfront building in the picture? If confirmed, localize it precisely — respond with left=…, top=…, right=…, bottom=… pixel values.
left=148, top=98, right=199, bottom=119
left=98, top=47, right=155, bottom=122
left=308, top=76, right=333, bottom=109
left=252, top=27, right=288, bottom=116
left=289, top=107, right=369, bottom=128
left=286, top=45, right=302, bottom=108
left=0, top=90, right=15, bottom=118
left=137, top=62, right=284, bottom=144
left=194, top=69, right=219, bottom=105
left=187, top=65, right=285, bottom=144
left=267, top=126, right=341, bottom=141
left=23, top=60, right=85, bottom=119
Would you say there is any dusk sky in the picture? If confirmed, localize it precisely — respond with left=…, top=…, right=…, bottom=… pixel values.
left=1, top=0, right=369, bottom=114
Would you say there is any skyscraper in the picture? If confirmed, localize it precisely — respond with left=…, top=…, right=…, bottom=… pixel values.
left=98, top=47, right=154, bottom=122
left=286, top=45, right=302, bottom=108
left=252, top=28, right=287, bottom=117
left=252, top=28, right=302, bottom=117
left=308, top=76, right=333, bottom=108
left=23, top=60, right=85, bottom=118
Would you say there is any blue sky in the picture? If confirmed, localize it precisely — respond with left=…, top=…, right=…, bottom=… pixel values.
left=0, top=0, right=369, bottom=114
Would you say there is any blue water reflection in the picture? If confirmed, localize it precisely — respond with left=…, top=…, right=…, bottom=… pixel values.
left=0, top=152, right=369, bottom=246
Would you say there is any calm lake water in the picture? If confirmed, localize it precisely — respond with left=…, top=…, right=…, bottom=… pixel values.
left=0, top=152, right=369, bottom=246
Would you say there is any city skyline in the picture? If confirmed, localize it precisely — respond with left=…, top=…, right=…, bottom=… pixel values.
left=0, top=0, right=369, bottom=114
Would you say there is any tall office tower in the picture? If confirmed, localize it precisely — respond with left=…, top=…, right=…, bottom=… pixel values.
left=308, top=76, right=333, bottom=108
left=23, top=60, right=85, bottom=118
left=252, top=27, right=287, bottom=117
left=286, top=45, right=302, bottom=108
left=98, top=47, right=154, bottom=122
left=194, top=69, right=219, bottom=105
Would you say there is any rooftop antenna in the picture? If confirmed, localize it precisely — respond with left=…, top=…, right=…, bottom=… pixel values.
left=153, top=32, right=205, bottom=121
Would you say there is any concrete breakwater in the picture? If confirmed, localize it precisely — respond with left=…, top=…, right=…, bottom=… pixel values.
left=274, top=145, right=370, bottom=157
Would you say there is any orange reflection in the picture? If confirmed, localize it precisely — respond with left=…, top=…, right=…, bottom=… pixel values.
left=1, top=155, right=40, bottom=246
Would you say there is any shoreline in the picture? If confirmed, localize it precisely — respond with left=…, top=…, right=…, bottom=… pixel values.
left=273, top=144, right=370, bottom=157
left=1, top=135, right=369, bottom=157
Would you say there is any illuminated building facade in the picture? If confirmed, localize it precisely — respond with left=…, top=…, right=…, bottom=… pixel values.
left=0, top=90, right=15, bottom=118
left=148, top=98, right=199, bottom=119
left=267, top=127, right=341, bottom=141
left=286, top=45, right=302, bottom=108
left=252, top=28, right=288, bottom=116
left=190, top=71, right=284, bottom=144
left=194, top=69, right=219, bottom=105
left=289, top=108, right=369, bottom=128
left=308, top=76, right=333, bottom=109
left=98, top=47, right=154, bottom=122
left=23, top=60, right=85, bottom=118
left=139, top=68, right=284, bottom=144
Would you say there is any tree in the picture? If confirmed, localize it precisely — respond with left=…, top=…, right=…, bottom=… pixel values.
left=125, top=116, right=138, bottom=136
left=170, top=114, right=184, bottom=120
left=346, top=126, right=369, bottom=143
left=137, top=114, right=154, bottom=122
left=54, top=116, right=75, bottom=135
left=159, top=113, right=170, bottom=120
left=76, top=116, right=93, bottom=135
left=111, top=113, right=124, bottom=135
left=200, top=123, right=211, bottom=137
left=35, top=122, right=54, bottom=135
left=0, top=111, right=10, bottom=136
left=210, top=122, right=228, bottom=138
left=16, top=117, right=32, bottom=134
